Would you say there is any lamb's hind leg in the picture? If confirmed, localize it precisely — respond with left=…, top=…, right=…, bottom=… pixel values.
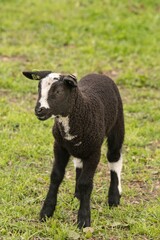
left=73, top=158, right=83, bottom=200
left=108, top=150, right=123, bottom=206
left=107, top=121, right=124, bottom=207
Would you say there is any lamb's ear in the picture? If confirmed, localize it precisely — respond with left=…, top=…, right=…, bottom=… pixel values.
left=63, top=74, right=77, bottom=87
left=22, top=71, right=52, bottom=80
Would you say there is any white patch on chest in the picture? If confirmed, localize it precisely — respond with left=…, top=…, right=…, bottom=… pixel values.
left=39, top=73, right=60, bottom=109
left=73, top=158, right=83, bottom=169
left=108, top=154, right=123, bottom=194
left=58, top=116, right=77, bottom=140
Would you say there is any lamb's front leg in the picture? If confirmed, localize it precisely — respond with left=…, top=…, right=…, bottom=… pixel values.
left=40, top=141, right=70, bottom=221
left=77, top=152, right=100, bottom=228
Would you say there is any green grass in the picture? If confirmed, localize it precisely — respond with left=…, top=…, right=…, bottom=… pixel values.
left=0, top=0, right=160, bottom=239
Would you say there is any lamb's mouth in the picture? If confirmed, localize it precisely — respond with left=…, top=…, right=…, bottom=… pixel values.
left=36, top=113, right=52, bottom=121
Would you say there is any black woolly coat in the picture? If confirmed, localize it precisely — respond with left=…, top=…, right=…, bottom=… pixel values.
left=53, top=73, right=124, bottom=160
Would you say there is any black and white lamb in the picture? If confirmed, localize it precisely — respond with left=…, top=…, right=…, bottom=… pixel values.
left=22, top=71, right=125, bottom=228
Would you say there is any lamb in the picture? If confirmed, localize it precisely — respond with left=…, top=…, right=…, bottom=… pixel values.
left=22, top=71, right=125, bottom=228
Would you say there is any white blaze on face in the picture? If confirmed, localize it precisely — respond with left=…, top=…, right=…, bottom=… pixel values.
left=39, top=73, right=60, bottom=109
left=108, top=154, right=123, bottom=194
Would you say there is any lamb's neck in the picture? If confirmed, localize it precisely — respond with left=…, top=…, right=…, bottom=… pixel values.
left=72, top=89, right=89, bottom=117
left=57, top=115, right=77, bottom=140
left=56, top=90, right=88, bottom=141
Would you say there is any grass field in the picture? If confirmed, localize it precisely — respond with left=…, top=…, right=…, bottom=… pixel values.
left=0, top=0, right=160, bottom=239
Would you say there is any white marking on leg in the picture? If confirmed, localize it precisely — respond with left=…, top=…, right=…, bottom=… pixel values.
left=108, top=154, right=123, bottom=194
left=73, top=158, right=83, bottom=169
left=58, top=116, right=77, bottom=140
left=39, top=73, right=60, bottom=109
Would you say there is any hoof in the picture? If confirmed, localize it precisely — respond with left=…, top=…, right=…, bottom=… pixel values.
left=78, top=220, right=90, bottom=229
left=40, top=205, right=55, bottom=222
left=77, top=215, right=90, bottom=229
left=108, top=194, right=121, bottom=207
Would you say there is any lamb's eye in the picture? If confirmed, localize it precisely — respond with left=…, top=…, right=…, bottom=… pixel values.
left=56, top=90, right=60, bottom=94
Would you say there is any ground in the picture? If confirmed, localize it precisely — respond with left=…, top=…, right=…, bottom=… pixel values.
left=0, top=0, right=160, bottom=239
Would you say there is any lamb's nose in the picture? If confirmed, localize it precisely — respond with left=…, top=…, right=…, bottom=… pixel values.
left=35, top=107, right=45, bottom=115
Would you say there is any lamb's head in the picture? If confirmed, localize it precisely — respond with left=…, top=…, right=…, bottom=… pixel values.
left=22, top=71, right=77, bottom=120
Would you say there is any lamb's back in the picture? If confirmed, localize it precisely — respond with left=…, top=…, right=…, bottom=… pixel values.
left=78, top=73, right=122, bottom=135
left=79, top=73, right=118, bottom=97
